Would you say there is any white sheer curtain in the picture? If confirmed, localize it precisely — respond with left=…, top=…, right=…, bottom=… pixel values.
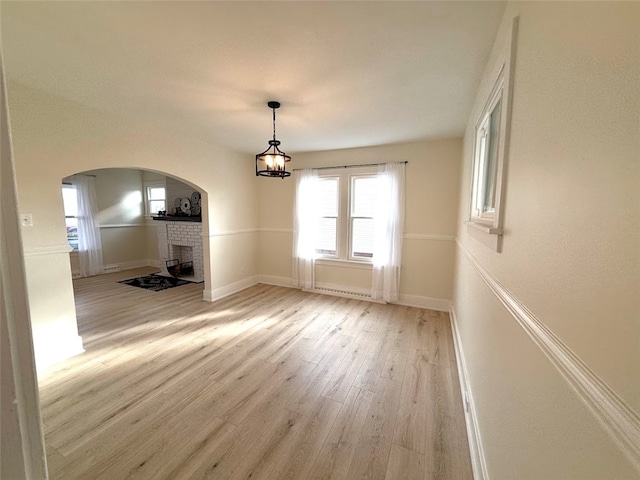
left=371, top=162, right=405, bottom=302
left=292, top=168, right=319, bottom=290
left=74, top=175, right=104, bottom=277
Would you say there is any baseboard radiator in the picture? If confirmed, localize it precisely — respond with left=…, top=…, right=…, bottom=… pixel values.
left=313, top=284, right=372, bottom=300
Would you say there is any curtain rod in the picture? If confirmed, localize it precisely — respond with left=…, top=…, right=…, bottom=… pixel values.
left=292, top=160, right=408, bottom=172
left=62, top=174, right=97, bottom=185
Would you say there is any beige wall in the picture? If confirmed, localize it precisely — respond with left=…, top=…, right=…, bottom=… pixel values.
left=66, top=168, right=148, bottom=273
left=66, top=170, right=201, bottom=273
left=454, top=2, right=639, bottom=478
left=258, top=138, right=462, bottom=308
left=7, top=81, right=258, bottom=369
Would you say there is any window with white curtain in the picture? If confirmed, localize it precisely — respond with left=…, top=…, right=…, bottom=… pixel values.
left=316, top=177, right=339, bottom=256
left=293, top=163, right=404, bottom=301
left=62, top=184, right=79, bottom=250
left=350, top=176, right=377, bottom=259
left=315, top=168, right=378, bottom=262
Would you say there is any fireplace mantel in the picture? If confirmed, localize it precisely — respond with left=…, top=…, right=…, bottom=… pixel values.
left=152, top=216, right=201, bottom=223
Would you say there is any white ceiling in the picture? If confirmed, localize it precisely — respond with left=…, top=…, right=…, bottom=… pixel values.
left=1, top=1, right=506, bottom=154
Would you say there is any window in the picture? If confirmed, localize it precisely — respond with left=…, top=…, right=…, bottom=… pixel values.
left=350, top=176, right=377, bottom=258
left=144, top=182, right=166, bottom=215
left=293, top=163, right=405, bottom=299
left=472, top=95, right=502, bottom=220
left=62, top=184, right=78, bottom=250
left=467, top=17, right=517, bottom=253
left=315, top=169, right=378, bottom=262
left=317, top=178, right=339, bottom=256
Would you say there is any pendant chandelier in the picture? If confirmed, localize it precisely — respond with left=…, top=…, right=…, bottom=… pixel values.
left=255, top=101, right=291, bottom=178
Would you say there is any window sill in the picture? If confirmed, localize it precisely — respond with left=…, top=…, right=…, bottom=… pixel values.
left=315, top=258, right=373, bottom=270
left=465, top=221, right=503, bottom=235
left=465, top=221, right=503, bottom=252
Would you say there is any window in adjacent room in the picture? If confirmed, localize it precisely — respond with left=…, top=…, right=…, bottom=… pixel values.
left=315, top=169, right=378, bottom=262
left=144, top=182, right=166, bottom=216
left=62, top=184, right=78, bottom=250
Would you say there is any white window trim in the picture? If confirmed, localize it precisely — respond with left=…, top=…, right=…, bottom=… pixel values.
left=467, top=16, right=518, bottom=252
left=316, top=166, right=377, bottom=264
left=470, top=67, right=504, bottom=226
left=143, top=181, right=166, bottom=217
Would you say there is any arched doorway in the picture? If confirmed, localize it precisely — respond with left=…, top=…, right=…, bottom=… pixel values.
left=61, top=167, right=209, bottom=287
left=60, top=165, right=211, bottom=307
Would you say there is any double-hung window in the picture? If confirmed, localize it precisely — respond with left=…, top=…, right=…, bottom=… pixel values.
left=62, top=184, right=79, bottom=250
left=315, top=168, right=378, bottom=262
left=317, top=177, right=339, bottom=256
left=144, top=182, right=166, bottom=216
left=350, top=176, right=377, bottom=259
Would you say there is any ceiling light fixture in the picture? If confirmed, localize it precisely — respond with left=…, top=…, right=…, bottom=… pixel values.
left=255, top=101, right=291, bottom=178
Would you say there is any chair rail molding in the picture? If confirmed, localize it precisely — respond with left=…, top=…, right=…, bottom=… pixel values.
left=456, top=240, right=640, bottom=474
left=205, top=228, right=258, bottom=238
left=403, top=233, right=456, bottom=241
left=23, top=244, right=73, bottom=256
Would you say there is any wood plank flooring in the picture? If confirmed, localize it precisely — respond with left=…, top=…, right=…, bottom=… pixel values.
left=38, top=268, right=473, bottom=480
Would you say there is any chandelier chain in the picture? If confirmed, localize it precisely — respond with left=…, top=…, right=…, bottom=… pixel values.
left=272, top=107, right=277, bottom=141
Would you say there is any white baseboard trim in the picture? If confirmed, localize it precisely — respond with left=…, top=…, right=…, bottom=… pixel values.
left=147, top=259, right=162, bottom=268
left=257, top=275, right=295, bottom=288
left=254, top=276, right=451, bottom=311
left=117, top=259, right=157, bottom=271
left=396, top=294, right=451, bottom=312
left=34, top=335, right=84, bottom=373
left=203, top=276, right=259, bottom=302
left=73, top=259, right=160, bottom=278
left=450, top=306, right=489, bottom=480
left=457, top=241, right=640, bottom=473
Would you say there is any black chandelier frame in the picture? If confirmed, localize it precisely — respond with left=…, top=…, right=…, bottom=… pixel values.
left=255, top=101, right=291, bottom=178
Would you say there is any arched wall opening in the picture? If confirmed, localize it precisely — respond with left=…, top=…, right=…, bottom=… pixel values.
left=61, top=167, right=210, bottom=287
left=7, top=80, right=259, bottom=372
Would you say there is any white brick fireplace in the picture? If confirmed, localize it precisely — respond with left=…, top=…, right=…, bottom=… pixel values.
left=155, top=220, right=204, bottom=282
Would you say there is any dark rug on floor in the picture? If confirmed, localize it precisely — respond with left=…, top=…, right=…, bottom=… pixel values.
left=118, top=274, right=190, bottom=292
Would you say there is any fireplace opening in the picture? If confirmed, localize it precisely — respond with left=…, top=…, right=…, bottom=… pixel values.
left=166, top=244, right=196, bottom=280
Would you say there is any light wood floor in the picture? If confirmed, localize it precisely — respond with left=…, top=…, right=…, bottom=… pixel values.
left=38, top=267, right=473, bottom=480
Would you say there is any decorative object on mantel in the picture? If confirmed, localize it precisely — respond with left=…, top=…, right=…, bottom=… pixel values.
left=255, top=101, right=291, bottom=178
left=152, top=190, right=202, bottom=222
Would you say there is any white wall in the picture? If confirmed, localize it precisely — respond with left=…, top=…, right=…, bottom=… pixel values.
left=453, top=2, right=639, bottom=478
left=7, top=81, right=258, bottom=369
left=258, top=138, right=462, bottom=310
left=1, top=49, right=48, bottom=479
